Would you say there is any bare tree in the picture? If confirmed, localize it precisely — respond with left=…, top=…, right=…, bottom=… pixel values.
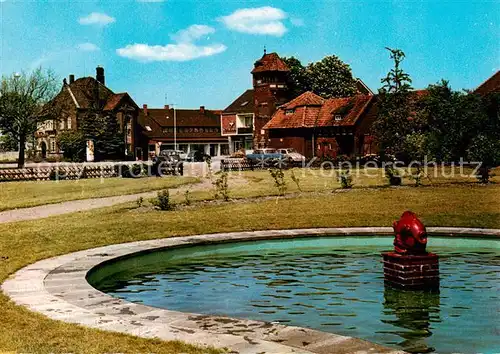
left=0, top=68, right=59, bottom=167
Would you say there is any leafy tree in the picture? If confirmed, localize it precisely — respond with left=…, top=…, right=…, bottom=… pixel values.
left=306, top=55, right=357, bottom=98
left=57, top=130, right=85, bottom=161
left=0, top=131, right=18, bottom=151
left=0, top=68, right=59, bottom=167
left=467, top=92, right=500, bottom=183
left=282, top=55, right=357, bottom=99
left=417, top=81, right=484, bottom=162
left=282, top=56, right=310, bottom=98
left=79, top=109, right=124, bottom=161
left=372, top=48, right=415, bottom=157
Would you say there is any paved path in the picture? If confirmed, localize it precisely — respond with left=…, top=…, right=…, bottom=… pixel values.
left=0, top=178, right=215, bottom=224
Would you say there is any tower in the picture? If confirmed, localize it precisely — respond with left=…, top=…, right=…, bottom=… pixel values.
left=251, top=52, right=290, bottom=148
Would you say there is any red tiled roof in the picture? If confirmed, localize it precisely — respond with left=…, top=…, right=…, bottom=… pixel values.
left=264, top=91, right=373, bottom=129
left=474, top=70, right=500, bottom=95
left=138, top=107, right=223, bottom=140
left=251, top=52, right=290, bottom=74
left=282, top=91, right=324, bottom=109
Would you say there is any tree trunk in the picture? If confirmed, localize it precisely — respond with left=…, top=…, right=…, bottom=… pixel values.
left=18, top=134, right=26, bottom=168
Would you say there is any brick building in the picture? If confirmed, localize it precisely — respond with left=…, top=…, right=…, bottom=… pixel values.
left=136, top=105, right=228, bottom=159
left=221, top=52, right=291, bottom=153
left=263, top=91, right=378, bottom=158
left=37, top=67, right=139, bottom=159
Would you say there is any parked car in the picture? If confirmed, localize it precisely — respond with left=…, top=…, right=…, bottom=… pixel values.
left=158, top=149, right=181, bottom=162
left=277, top=148, right=306, bottom=164
left=185, top=150, right=210, bottom=162
left=246, top=148, right=288, bottom=167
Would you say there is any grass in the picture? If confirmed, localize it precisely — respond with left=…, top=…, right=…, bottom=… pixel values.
left=0, top=176, right=199, bottom=211
left=0, top=167, right=499, bottom=353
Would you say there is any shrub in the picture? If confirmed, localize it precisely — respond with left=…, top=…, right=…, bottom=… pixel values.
left=337, top=168, right=353, bottom=189
left=152, top=189, right=173, bottom=210
left=290, top=169, right=302, bottom=191
left=136, top=197, right=144, bottom=208
left=269, top=168, right=287, bottom=196
left=213, top=172, right=230, bottom=201
left=407, top=164, right=424, bottom=186
left=184, top=189, right=192, bottom=206
left=385, top=165, right=402, bottom=186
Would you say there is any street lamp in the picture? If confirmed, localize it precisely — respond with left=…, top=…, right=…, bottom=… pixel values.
left=166, top=103, right=177, bottom=150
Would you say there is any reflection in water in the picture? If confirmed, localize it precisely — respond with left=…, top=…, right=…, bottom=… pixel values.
left=382, top=287, right=440, bottom=353
left=88, top=238, right=499, bottom=354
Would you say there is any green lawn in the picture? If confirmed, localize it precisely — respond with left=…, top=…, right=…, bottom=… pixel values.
left=1, top=177, right=499, bottom=353
left=0, top=176, right=199, bottom=211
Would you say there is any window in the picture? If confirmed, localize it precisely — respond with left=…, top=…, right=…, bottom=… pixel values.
left=50, top=139, right=56, bottom=152
left=148, top=144, right=155, bottom=152
left=145, top=125, right=152, bottom=131
left=334, top=114, right=342, bottom=121
left=67, top=117, right=72, bottom=129
left=286, top=109, right=294, bottom=115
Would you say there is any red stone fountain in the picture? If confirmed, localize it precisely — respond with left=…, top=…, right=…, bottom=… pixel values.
left=382, top=211, right=439, bottom=291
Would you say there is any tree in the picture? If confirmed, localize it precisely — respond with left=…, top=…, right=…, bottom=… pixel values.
left=79, top=109, right=124, bottom=161
left=0, top=68, right=59, bottom=167
left=372, top=48, right=415, bottom=157
left=282, top=55, right=357, bottom=99
left=417, top=81, right=484, bottom=162
left=0, top=131, right=18, bottom=151
left=467, top=92, right=500, bottom=183
left=282, top=56, right=310, bottom=98
left=57, top=130, right=85, bottom=161
left=306, top=55, right=357, bottom=98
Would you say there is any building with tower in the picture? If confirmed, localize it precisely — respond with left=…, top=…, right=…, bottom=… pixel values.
left=221, top=51, right=291, bottom=153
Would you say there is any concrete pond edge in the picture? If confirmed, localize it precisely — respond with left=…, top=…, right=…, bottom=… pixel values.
left=3, top=227, right=499, bottom=354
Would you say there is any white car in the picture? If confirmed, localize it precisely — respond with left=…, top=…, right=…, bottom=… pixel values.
left=278, top=148, right=306, bottom=163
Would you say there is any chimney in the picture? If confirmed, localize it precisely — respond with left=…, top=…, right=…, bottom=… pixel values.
left=200, top=105, right=205, bottom=114
left=69, top=74, right=75, bottom=84
left=143, top=104, right=148, bottom=116
left=164, top=104, right=169, bottom=110
left=96, top=66, right=105, bottom=85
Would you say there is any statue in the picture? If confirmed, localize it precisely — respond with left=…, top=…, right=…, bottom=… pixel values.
left=392, top=211, right=428, bottom=255
left=383, top=211, right=439, bottom=291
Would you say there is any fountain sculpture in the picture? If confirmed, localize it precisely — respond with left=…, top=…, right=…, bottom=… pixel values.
left=382, top=211, right=440, bottom=291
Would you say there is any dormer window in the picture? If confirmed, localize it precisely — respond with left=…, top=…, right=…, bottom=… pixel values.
left=285, top=109, right=294, bottom=115
left=334, top=114, right=342, bottom=121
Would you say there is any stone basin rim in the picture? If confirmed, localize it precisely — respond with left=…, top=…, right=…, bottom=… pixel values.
left=3, top=227, right=499, bottom=354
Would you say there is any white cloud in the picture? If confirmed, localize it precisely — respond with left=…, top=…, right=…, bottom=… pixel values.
left=78, top=12, right=115, bottom=26
left=219, top=6, right=288, bottom=37
left=171, top=24, right=215, bottom=43
left=77, top=42, right=100, bottom=52
left=117, top=43, right=227, bottom=62
left=117, top=23, right=225, bottom=62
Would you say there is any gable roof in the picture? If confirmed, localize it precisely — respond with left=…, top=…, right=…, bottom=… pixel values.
left=264, top=91, right=374, bottom=129
left=223, top=89, right=254, bottom=114
left=46, top=77, right=137, bottom=113
left=138, top=107, right=223, bottom=139
left=282, top=91, right=324, bottom=109
left=251, top=52, right=290, bottom=74
left=474, top=70, right=500, bottom=95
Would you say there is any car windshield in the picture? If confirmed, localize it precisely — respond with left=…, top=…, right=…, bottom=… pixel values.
left=264, top=149, right=276, bottom=153
left=286, top=148, right=296, bottom=153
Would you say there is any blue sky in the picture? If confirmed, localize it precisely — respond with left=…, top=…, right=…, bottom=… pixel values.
left=1, top=0, right=498, bottom=109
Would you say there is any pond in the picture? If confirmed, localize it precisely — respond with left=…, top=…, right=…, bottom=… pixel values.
left=88, top=236, right=499, bottom=354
